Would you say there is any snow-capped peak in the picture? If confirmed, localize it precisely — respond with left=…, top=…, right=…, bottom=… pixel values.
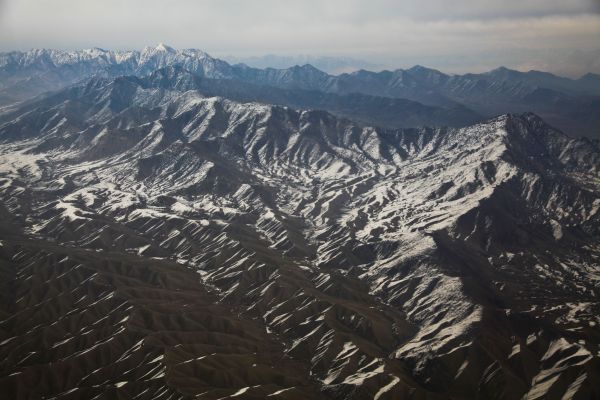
left=155, top=42, right=176, bottom=53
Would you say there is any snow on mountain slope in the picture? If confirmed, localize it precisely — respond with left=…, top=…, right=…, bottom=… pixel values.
left=0, top=44, right=228, bottom=108
left=4, top=44, right=599, bottom=138
left=0, top=74, right=599, bottom=399
left=0, top=47, right=482, bottom=131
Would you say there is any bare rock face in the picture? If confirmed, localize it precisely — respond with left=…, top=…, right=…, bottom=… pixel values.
left=0, top=73, right=599, bottom=399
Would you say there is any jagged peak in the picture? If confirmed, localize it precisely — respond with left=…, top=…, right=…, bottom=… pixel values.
left=499, top=112, right=586, bottom=169
left=82, top=47, right=109, bottom=54
left=155, top=42, right=175, bottom=53
left=506, top=112, right=563, bottom=134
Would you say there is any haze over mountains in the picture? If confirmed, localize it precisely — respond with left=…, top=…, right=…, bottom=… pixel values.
left=221, top=54, right=381, bottom=75
left=1, top=44, right=599, bottom=138
left=0, top=44, right=600, bottom=399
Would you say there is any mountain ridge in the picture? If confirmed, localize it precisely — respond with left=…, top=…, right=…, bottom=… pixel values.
left=1, top=45, right=600, bottom=399
left=2, top=44, right=600, bottom=138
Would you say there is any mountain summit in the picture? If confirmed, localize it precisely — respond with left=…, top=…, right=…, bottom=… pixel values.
left=154, top=42, right=176, bottom=52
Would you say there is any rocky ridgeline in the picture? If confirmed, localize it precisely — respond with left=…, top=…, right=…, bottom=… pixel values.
left=0, top=70, right=599, bottom=399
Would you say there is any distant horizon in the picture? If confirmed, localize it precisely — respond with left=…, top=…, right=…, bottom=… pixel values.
left=1, top=0, right=599, bottom=78
left=2, top=43, right=599, bottom=80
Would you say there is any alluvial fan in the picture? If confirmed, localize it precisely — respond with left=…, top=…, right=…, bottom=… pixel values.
left=0, top=70, right=599, bottom=399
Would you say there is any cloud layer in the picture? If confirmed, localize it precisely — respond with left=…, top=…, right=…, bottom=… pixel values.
left=0, top=0, right=599, bottom=76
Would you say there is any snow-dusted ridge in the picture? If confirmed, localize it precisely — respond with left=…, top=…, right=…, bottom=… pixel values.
left=0, top=69, right=599, bottom=399
left=3, top=43, right=600, bottom=139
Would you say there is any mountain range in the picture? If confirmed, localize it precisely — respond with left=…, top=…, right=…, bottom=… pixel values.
left=0, top=45, right=599, bottom=399
left=221, top=54, right=381, bottom=75
left=1, top=44, right=599, bottom=138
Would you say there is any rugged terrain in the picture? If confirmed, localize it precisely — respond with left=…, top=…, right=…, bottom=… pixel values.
left=2, top=44, right=599, bottom=137
left=0, top=69, right=599, bottom=399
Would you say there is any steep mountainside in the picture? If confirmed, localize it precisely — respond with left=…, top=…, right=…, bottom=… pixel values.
left=0, top=74, right=599, bottom=399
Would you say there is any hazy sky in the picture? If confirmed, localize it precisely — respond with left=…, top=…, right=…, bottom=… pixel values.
left=1, top=0, right=599, bottom=77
